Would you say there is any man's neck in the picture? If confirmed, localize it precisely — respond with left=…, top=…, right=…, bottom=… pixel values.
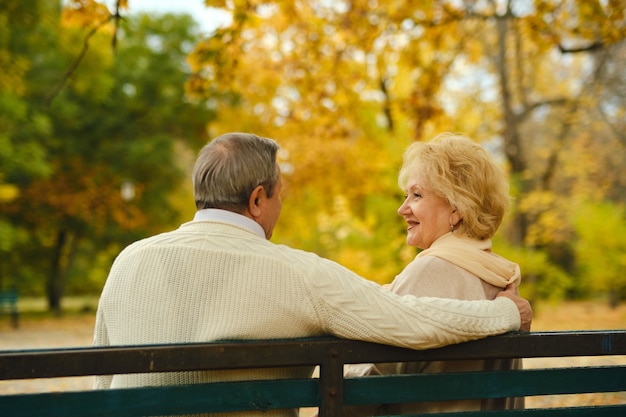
left=193, top=209, right=266, bottom=239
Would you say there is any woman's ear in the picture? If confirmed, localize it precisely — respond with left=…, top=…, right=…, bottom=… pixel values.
left=450, top=208, right=461, bottom=227
left=248, top=185, right=264, bottom=218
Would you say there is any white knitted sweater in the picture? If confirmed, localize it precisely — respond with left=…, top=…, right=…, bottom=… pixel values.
left=94, top=220, right=520, bottom=416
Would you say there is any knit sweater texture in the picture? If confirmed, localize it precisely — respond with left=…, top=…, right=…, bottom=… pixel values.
left=94, top=221, right=520, bottom=417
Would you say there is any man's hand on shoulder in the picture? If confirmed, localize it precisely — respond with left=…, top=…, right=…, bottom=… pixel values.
left=497, top=283, right=532, bottom=331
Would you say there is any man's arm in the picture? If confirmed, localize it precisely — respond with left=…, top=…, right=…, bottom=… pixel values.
left=308, top=258, right=526, bottom=350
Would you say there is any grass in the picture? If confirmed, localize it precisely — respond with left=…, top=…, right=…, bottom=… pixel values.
left=529, top=299, right=626, bottom=330
left=12, top=296, right=100, bottom=315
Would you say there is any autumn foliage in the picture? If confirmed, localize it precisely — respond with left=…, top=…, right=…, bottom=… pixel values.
left=1, top=0, right=625, bottom=310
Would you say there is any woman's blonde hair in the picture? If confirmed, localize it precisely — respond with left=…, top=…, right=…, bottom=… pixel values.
left=398, top=132, right=510, bottom=240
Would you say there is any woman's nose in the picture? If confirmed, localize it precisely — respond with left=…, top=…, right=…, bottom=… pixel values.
left=397, top=199, right=409, bottom=216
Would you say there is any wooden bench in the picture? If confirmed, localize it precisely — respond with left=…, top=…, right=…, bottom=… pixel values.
left=0, top=290, right=19, bottom=328
left=0, top=330, right=625, bottom=416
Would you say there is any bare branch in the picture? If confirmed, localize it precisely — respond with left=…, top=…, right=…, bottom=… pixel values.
left=45, top=14, right=117, bottom=110
left=112, top=0, right=124, bottom=50
left=379, top=77, right=394, bottom=133
left=558, top=42, right=605, bottom=54
left=518, top=98, right=570, bottom=121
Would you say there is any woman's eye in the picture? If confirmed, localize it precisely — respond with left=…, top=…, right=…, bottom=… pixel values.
left=413, top=193, right=422, bottom=198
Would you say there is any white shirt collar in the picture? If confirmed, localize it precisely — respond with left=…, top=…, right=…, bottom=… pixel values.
left=193, top=209, right=266, bottom=239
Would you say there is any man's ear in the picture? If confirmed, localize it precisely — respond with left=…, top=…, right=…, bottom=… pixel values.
left=248, top=185, right=264, bottom=218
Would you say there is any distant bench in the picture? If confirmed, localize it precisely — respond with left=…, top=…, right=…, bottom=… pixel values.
left=0, top=290, right=18, bottom=328
left=0, top=331, right=625, bottom=416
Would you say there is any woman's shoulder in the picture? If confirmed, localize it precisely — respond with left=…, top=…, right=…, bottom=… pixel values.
left=391, top=255, right=487, bottom=299
left=402, top=254, right=459, bottom=275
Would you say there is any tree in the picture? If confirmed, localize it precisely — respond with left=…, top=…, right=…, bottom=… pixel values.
left=184, top=0, right=626, bottom=297
left=1, top=3, right=212, bottom=312
left=0, top=0, right=58, bottom=290
left=7, top=0, right=626, bottom=303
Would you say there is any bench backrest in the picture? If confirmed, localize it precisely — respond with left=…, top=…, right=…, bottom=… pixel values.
left=1, top=330, right=625, bottom=416
left=0, top=290, right=18, bottom=307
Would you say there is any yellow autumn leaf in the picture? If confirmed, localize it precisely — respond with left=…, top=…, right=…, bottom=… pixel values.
left=0, top=184, right=19, bottom=202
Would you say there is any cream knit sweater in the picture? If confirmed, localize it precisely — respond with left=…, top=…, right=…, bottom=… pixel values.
left=94, top=220, right=520, bottom=417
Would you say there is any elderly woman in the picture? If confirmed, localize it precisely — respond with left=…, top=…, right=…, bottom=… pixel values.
left=344, top=132, right=524, bottom=415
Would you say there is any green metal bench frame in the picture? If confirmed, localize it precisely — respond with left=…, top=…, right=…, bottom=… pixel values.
left=1, top=330, right=625, bottom=416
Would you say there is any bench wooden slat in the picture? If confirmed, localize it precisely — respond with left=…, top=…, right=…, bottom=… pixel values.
left=345, top=366, right=626, bottom=405
left=2, top=331, right=625, bottom=381
left=380, top=404, right=626, bottom=416
left=0, top=378, right=320, bottom=417
left=1, top=367, right=623, bottom=416
left=0, top=338, right=338, bottom=380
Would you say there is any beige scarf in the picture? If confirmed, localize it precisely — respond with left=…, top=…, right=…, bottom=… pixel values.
left=417, top=232, right=521, bottom=288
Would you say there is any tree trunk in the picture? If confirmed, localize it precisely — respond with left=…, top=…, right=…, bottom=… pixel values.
left=496, top=11, right=529, bottom=247
left=46, top=228, right=80, bottom=315
left=46, top=230, right=65, bottom=314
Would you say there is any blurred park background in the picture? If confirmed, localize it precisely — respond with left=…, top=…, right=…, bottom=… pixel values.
left=1, top=0, right=626, bottom=320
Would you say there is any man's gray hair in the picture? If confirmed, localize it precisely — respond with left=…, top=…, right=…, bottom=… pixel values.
left=192, top=133, right=280, bottom=213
